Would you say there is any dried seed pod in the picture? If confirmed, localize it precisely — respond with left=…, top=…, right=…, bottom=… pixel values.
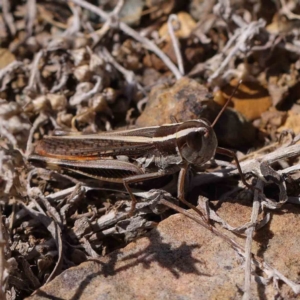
left=46, top=94, right=67, bottom=111
left=73, top=36, right=91, bottom=49
left=89, top=93, right=112, bottom=117
left=114, top=39, right=143, bottom=71
left=47, top=37, right=72, bottom=51
left=73, top=107, right=95, bottom=127
left=0, top=100, right=30, bottom=147
left=74, top=65, right=92, bottom=82
left=6, top=115, right=30, bottom=133
left=57, top=111, right=73, bottom=127
left=0, top=91, right=7, bottom=99
left=145, top=0, right=175, bottom=19
left=23, top=95, right=49, bottom=113
left=69, top=82, right=95, bottom=106
left=15, top=74, right=26, bottom=89
left=42, top=64, right=60, bottom=79
left=75, top=82, right=94, bottom=93
left=126, top=54, right=141, bottom=70
left=70, top=48, right=88, bottom=66
left=0, top=100, right=21, bottom=118
left=89, top=94, right=106, bottom=111
left=25, top=36, right=40, bottom=53
left=89, top=53, right=105, bottom=75
left=102, top=87, right=118, bottom=104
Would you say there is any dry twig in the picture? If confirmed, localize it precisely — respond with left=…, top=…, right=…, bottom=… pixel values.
left=0, top=211, right=7, bottom=299
left=242, top=180, right=263, bottom=300
left=70, top=0, right=182, bottom=79
left=168, top=14, right=184, bottom=76
left=208, top=19, right=266, bottom=82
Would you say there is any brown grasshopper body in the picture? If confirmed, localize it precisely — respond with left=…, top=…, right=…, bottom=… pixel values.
left=29, top=119, right=218, bottom=217
left=29, top=81, right=247, bottom=219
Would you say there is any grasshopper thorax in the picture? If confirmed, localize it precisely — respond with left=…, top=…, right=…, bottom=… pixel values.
left=176, top=120, right=217, bottom=166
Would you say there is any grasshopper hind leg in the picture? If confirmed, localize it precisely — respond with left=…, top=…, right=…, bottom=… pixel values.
left=123, top=166, right=208, bottom=221
left=122, top=172, right=165, bottom=217
left=122, top=169, right=179, bottom=217
left=177, top=166, right=208, bottom=222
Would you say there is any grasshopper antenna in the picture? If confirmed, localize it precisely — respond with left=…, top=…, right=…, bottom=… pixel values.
left=213, top=79, right=262, bottom=194
left=211, top=79, right=242, bottom=128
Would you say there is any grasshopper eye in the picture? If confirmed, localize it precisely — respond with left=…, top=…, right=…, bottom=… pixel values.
left=176, top=122, right=217, bottom=166
left=179, top=131, right=205, bottom=164
left=186, top=131, right=204, bottom=152
left=175, top=120, right=217, bottom=166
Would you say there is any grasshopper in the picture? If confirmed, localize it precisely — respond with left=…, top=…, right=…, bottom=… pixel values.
left=29, top=81, right=248, bottom=219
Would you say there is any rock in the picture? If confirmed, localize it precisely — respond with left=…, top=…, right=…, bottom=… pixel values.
left=219, top=78, right=272, bottom=120
left=278, top=111, right=300, bottom=134
left=26, top=202, right=300, bottom=300
left=136, top=77, right=256, bottom=147
left=158, top=12, right=197, bottom=40
left=136, top=77, right=212, bottom=126
left=0, top=48, right=15, bottom=68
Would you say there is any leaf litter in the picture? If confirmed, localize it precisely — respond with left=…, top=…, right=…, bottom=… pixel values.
left=1, top=0, right=300, bottom=299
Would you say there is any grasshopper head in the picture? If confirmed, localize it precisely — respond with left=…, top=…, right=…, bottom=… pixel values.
left=176, top=120, right=217, bottom=166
